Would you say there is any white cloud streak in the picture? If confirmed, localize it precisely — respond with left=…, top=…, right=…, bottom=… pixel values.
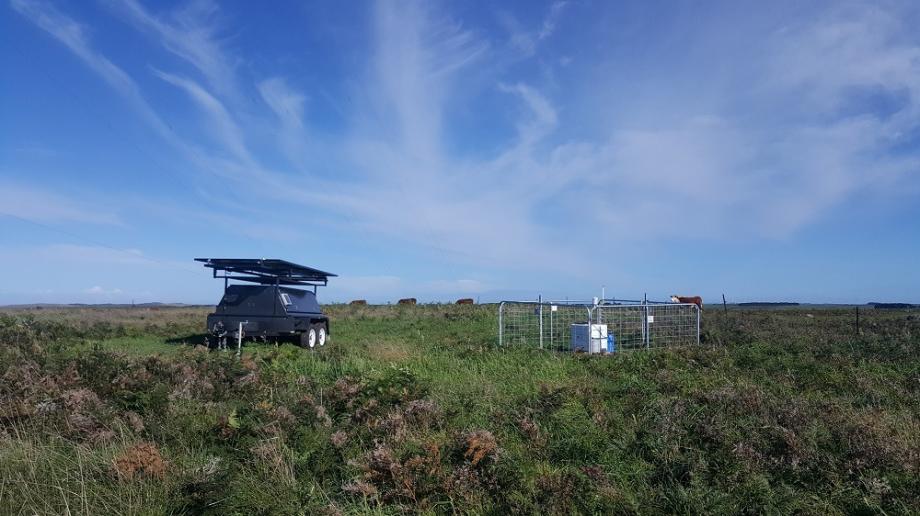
left=537, top=1, right=569, bottom=40
left=85, top=285, right=122, bottom=295
left=501, top=0, right=569, bottom=57
left=0, top=244, right=203, bottom=304
left=104, top=0, right=238, bottom=98
left=258, top=77, right=309, bottom=167
left=10, top=0, right=178, bottom=145
left=0, top=182, right=122, bottom=226
left=12, top=0, right=920, bottom=285
left=370, top=1, right=487, bottom=165
left=152, top=68, right=252, bottom=165
left=259, top=78, right=305, bottom=130
left=327, top=275, right=487, bottom=303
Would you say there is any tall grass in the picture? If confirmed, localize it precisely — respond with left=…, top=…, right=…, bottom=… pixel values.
left=1, top=306, right=918, bottom=514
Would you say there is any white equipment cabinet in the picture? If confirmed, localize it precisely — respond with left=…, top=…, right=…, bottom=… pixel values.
left=570, top=323, right=607, bottom=354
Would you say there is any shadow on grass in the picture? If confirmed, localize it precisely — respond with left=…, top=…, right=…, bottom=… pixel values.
left=165, top=334, right=211, bottom=346
left=164, top=334, right=292, bottom=350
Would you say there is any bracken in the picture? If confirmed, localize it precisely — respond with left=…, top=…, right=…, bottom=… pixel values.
left=112, top=442, right=167, bottom=480
left=462, top=430, right=498, bottom=466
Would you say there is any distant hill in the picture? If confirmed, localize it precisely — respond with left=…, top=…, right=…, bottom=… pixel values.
left=737, top=302, right=800, bottom=307
left=868, top=302, right=915, bottom=309
left=0, top=303, right=210, bottom=310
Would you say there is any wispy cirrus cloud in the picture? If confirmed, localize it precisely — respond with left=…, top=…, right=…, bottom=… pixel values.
left=104, top=0, right=238, bottom=99
left=10, top=0, right=178, bottom=145
left=0, top=243, right=199, bottom=303
left=499, top=0, right=569, bottom=57
left=259, top=78, right=306, bottom=131
left=367, top=0, right=488, bottom=165
left=84, top=285, right=122, bottom=295
left=0, top=244, right=197, bottom=279
left=11, top=0, right=920, bottom=281
left=328, top=275, right=488, bottom=303
left=258, top=77, right=310, bottom=167
left=151, top=67, right=253, bottom=165
left=0, top=182, right=122, bottom=226
left=537, top=1, right=569, bottom=40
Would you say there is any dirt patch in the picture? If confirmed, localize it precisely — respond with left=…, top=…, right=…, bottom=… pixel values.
left=112, top=442, right=167, bottom=480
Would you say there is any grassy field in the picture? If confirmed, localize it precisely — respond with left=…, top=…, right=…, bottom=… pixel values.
left=1, top=305, right=918, bottom=514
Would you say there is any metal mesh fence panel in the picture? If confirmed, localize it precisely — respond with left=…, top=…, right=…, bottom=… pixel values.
left=595, top=303, right=700, bottom=351
left=595, top=304, right=646, bottom=350
left=646, top=303, right=700, bottom=348
left=499, top=300, right=700, bottom=352
left=498, top=302, right=593, bottom=351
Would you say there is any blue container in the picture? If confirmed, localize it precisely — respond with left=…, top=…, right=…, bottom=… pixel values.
left=607, top=333, right=617, bottom=353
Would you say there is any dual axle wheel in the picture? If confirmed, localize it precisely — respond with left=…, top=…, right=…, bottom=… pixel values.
left=299, top=323, right=327, bottom=349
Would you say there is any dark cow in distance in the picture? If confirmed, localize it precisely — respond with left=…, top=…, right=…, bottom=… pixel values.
left=349, top=299, right=368, bottom=305
left=671, top=295, right=703, bottom=310
left=397, top=298, right=417, bottom=305
left=456, top=298, right=474, bottom=305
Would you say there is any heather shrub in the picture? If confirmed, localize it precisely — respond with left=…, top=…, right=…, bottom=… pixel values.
left=1, top=306, right=918, bottom=514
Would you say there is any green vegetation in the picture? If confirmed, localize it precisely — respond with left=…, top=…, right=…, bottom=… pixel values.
left=1, top=305, right=918, bottom=514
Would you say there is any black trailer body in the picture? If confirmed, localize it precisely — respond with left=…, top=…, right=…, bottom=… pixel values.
left=196, top=258, right=336, bottom=348
left=207, top=284, right=326, bottom=336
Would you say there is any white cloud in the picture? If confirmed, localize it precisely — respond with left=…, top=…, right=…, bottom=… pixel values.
left=152, top=68, right=252, bottom=165
left=84, top=285, right=123, bottom=295
left=105, top=0, right=238, bottom=99
left=768, top=6, right=920, bottom=122
left=14, top=0, right=920, bottom=282
left=259, top=78, right=305, bottom=129
left=326, top=275, right=488, bottom=303
left=424, top=279, right=486, bottom=295
left=12, top=0, right=263, bottom=196
left=0, top=182, right=122, bottom=226
left=498, top=83, right=558, bottom=147
left=370, top=0, right=487, bottom=164
left=0, top=244, right=206, bottom=304
left=29, top=244, right=194, bottom=271
left=328, top=275, right=402, bottom=302
left=11, top=0, right=178, bottom=145
left=258, top=77, right=309, bottom=166
left=500, top=0, right=569, bottom=57
left=129, top=199, right=306, bottom=242
left=537, top=1, right=569, bottom=40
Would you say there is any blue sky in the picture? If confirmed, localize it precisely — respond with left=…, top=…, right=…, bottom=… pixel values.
left=1, top=0, right=919, bottom=305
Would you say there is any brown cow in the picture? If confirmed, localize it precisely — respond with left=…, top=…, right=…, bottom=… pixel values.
left=456, top=298, right=474, bottom=305
left=397, top=298, right=417, bottom=305
left=671, top=295, right=703, bottom=310
left=349, top=299, right=368, bottom=305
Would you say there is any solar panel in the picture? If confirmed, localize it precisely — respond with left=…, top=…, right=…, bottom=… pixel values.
left=195, top=258, right=336, bottom=286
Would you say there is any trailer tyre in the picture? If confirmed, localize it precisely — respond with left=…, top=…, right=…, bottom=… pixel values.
left=299, top=327, right=317, bottom=348
left=314, top=323, right=327, bottom=347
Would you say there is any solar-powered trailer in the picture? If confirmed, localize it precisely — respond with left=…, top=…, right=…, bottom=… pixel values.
left=196, top=258, right=336, bottom=348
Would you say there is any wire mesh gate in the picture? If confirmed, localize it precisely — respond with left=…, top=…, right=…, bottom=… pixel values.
left=498, top=299, right=700, bottom=352
left=498, top=301, right=593, bottom=351
left=594, top=302, right=700, bottom=350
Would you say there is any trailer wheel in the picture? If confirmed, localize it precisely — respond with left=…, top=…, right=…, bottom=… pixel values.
left=300, top=327, right=317, bottom=348
left=314, top=323, right=327, bottom=347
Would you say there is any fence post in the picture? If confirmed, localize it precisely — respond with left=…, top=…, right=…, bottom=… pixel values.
left=643, top=296, right=650, bottom=349
left=237, top=321, right=245, bottom=358
left=647, top=304, right=652, bottom=349
left=722, top=293, right=727, bottom=314
left=538, top=294, right=544, bottom=350
left=855, top=306, right=860, bottom=335
left=696, top=305, right=701, bottom=345
left=498, top=302, right=505, bottom=346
